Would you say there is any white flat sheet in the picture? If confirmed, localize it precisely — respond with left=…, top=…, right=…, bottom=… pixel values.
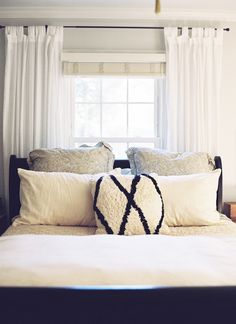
left=0, top=233, right=236, bottom=287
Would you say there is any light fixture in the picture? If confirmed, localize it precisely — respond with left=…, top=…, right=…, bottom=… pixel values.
left=155, top=0, right=161, bottom=13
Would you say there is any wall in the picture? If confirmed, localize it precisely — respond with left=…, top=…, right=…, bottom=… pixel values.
left=219, top=22, right=236, bottom=201
left=0, top=31, right=5, bottom=199
left=0, top=22, right=236, bottom=202
left=63, top=28, right=165, bottom=51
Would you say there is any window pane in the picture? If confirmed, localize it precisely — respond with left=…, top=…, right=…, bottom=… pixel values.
left=102, top=104, right=127, bottom=137
left=75, top=142, right=98, bottom=148
left=102, top=79, right=127, bottom=102
left=75, top=78, right=100, bottom=102
left=128, top=143, right=155, bottom=149
left=128, top=104, right=154, bottom=137
left=128, top=79, right=154, bottom=102
left=109, top=143, right=128, bottom=159
left=75, top=104, right=100, bottom=137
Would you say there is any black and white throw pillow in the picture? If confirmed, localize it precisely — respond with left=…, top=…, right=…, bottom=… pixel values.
left=91, top=174, right=164, bottom=235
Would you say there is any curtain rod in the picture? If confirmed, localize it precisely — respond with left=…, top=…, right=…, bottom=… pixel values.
left=0, top=25, right=230, bottom=31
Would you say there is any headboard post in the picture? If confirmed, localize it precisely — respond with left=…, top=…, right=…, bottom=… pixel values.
left=214, top=156, right=223, bottom=213
left=9, top=155, right=29, bottom=221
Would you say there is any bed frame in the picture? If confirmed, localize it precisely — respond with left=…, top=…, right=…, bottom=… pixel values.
left=1, top=155, right=235, bottom=324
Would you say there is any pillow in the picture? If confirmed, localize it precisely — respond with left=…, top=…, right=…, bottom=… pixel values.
left=126, top=147, right=214, bottom=175
left=28, top=142, right=114, bottom=174
left=13, top=168, right=121, bottom=227
left=91, top=174, right=165, bottom=235
left=154, top=169, right=221, bottom=226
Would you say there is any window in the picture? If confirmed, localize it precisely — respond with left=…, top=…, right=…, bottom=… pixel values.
left=74, top=77, right=165, bottom=158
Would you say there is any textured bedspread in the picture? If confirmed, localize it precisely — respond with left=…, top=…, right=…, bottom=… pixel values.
left=4, top=214, right=236, bottom=237
left=0, top=234, right=236, bottom=287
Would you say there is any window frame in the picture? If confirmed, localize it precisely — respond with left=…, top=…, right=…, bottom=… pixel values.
left=73, top=77, right=161, bottom=155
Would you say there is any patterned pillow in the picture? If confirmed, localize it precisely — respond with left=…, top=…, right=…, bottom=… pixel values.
left=28, top=142, right=114, bottom=174
left=91, top=174, right=164, bottom=235
left=126, top=147, right=214, bottom=175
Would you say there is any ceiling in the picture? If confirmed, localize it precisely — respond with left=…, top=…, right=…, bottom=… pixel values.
left=0, top=0, right=236, bottom=23
left=0, top=0, right=235, bottom=10
left=0, top=0, right=236, bottom=11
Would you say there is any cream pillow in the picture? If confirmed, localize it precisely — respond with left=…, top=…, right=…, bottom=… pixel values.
left=91, top=174, right=165, bottom=235
left=153, top=169, right=221, bottom=226
left=28, top=142, right=114, bottom=174
left=126, top=147, right=214, bottom=175
left=13, top=168, right=121, bottom=227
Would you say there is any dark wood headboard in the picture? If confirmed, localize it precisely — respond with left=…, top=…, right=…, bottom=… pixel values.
left=8, top=155, right=223, bottom=222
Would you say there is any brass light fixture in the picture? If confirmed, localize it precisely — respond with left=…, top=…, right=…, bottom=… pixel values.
left=155, top=0, right=161, bottom=13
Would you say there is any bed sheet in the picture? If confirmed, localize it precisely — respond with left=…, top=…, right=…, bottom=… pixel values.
left=0, top=232, right=236, bottom=287
left=3, top=214, right=236, bottom=237
left=3, top=224, right=96, bottom=236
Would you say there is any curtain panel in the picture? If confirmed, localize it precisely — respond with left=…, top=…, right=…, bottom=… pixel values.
left=3, top=26, right=73, bottom=210
left=164, top=27, right=223, bottom=154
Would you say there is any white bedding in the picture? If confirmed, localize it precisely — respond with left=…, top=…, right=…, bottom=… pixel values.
left=0, top=233, right=236, bottom=287
left=4, top=214, right=236, bottom=237
left=3, top=224, right=97, bottom=236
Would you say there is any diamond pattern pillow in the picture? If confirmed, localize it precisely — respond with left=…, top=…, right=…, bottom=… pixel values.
left=91, top=174, right=164, bottom=235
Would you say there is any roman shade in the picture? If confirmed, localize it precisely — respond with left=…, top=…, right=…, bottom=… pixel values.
left=62, top=52, right=166, bottom=76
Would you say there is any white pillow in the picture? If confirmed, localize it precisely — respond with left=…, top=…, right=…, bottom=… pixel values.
left=13, top=168, right=121, bottom=227
left=153, top=169, right=221, bottom=226
left=91, top=174, right=165, bottom=235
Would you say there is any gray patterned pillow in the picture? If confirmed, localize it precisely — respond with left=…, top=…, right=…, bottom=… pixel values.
left=126, top=147, right=214, bottom=175
left=28, top=142, right=115, bottom=174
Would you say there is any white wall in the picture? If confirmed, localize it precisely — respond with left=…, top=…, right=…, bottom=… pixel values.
left=219, top=22, right=236, bottom=201
left=0, top=23, right=236, bottom=202
left=0, top=31, right=5, bottom=198
left=63, top=28, right=165, bottom=51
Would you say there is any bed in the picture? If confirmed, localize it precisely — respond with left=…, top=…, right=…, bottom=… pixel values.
left=1, top=155, right=236, bottom=324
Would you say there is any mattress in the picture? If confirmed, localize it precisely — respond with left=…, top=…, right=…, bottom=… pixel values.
left=3, top=214, right=236, bottom=237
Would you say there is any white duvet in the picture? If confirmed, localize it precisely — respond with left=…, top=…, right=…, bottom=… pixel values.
left=0, top=234, right=236, bottom=287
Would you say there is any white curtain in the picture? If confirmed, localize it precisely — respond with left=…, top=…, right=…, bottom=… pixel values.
left=3, top=26, right=73, bottom=207
left=156, top=77, right=167, bottom=149
left=164, top=27, right=223, bottom=154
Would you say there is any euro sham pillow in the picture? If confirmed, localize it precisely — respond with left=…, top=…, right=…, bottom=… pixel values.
left=91, top=174, right=165, bottom=235
left=155, top=169, right=221, bottom=226
left=28, top=142, right=114, bottom=174
left=13, top=168, right=121, bottom=227
left=126, top=147, right=214, bottom=175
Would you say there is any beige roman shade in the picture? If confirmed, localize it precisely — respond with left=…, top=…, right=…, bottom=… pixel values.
left=62, top=52, right=166, bottom=76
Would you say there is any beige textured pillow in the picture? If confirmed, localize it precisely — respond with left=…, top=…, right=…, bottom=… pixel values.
left=126, top=147, right=214, bottom=175
left=13, top=168, right=121, bottom=227
left=28, top=142, right=114, bottom=174
left=154, top=169, right=221, bottom=226
left=91, top=174, right=165, bottom=235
